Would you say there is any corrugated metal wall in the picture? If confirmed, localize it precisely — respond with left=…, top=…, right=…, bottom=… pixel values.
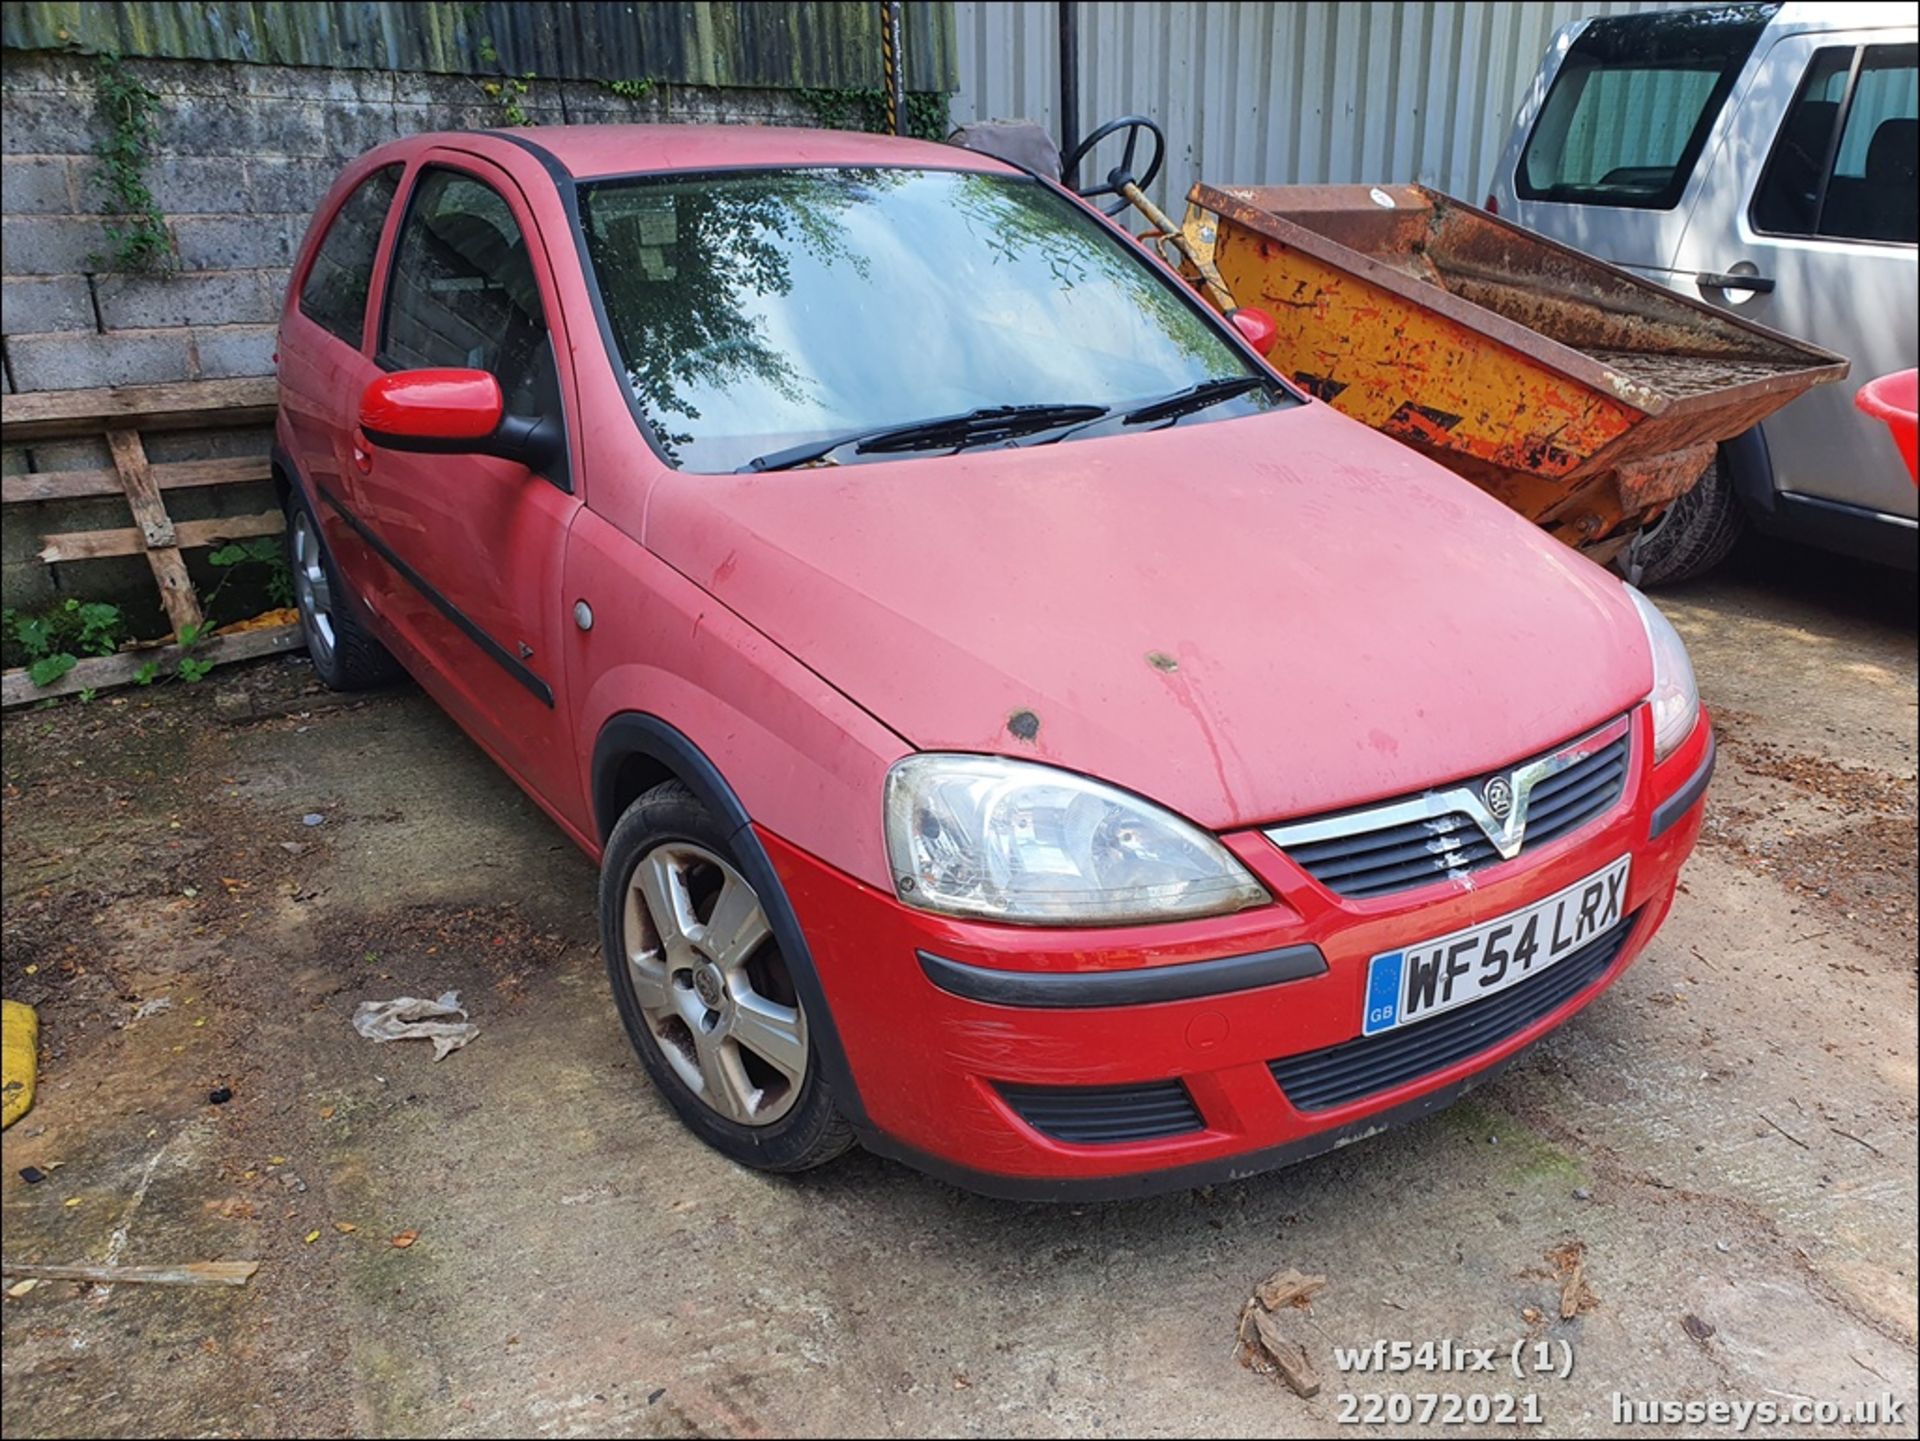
left=2, top=2, right=958, bottom=90
left=953, top=1, right=1683, bottom=212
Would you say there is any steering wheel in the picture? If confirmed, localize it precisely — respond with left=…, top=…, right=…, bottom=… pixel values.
left=1063, top=115, right=1166, bottom=216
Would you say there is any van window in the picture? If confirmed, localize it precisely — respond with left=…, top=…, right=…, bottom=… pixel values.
left=1518, top=5, right=1777, bottom=210
left=1754, top=43, right=1918, bottom=244
left=298, top=164, right=401, bottom=345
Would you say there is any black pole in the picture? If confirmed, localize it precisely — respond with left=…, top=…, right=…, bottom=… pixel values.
left=1059, top=0, right=1080, bottom=176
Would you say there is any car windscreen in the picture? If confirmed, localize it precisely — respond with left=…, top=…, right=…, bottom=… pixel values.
left=1518, top=3, right=1778, bottom=210
left=579, top=167, right=1279, bottom=472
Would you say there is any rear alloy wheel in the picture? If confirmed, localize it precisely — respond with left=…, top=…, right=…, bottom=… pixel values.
left=600, top=781, right=854, bottom=1172
left=283, top=486, right=400, bottom=690
left=289, top=507, right=337, bottom=672
left=1627, top=450, right=1744, bottom=588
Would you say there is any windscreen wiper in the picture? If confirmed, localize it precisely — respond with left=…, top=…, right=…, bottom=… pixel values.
left=739, top=402, right=1109, bottom=473
left=1121, top=376, right=1267, bottom=426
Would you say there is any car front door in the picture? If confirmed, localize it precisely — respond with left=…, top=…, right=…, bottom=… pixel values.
left=1672, top=29, right=1919, bottom=522
left=353, top=153, right=586, bottom=826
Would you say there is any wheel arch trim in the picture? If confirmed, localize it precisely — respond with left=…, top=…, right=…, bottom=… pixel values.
left=1721, top=425, right=1776, bottom=518
left=591, top=711, right=870, bottom=1129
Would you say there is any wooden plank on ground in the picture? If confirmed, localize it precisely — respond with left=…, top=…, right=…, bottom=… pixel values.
left=1249, top=1309, right=1323, bottom=1398
left=0, top=623, right=303, bottom=708
left=36, top=510, right=283, bottom=564
left=105, top=426, right=202, bottom=636
left=2, top=455, right=271, bottom=504
left=1, top=377, right=278, bottom=442
left=0, top=1260, right=259, bottom=1287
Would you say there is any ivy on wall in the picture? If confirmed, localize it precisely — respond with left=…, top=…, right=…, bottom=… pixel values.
left=89, top=51, right=174, bottom=273
left=794, top=87, right=950, bottom=142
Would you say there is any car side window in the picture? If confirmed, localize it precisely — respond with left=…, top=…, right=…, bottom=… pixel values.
left=380, top=168, right=561, bottom=423
left=1824, top=44, right=1917, bottom=243
left=1753, top=43, right=1918, bottom=243
left=297, top=164, right=401, bottom=345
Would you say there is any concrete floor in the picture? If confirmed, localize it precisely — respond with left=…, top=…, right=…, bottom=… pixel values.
left=2, top=546, right=1914, bottom=1438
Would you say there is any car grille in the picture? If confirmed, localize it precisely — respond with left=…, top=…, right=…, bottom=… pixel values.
left=997, top=1079, right=1205, bottom=1144
left=1268, top=722, right=1632, bottom=900
left=1520, top=732, right=1634, bottom=848
left=1269, top=910, right=1637, bottom=1112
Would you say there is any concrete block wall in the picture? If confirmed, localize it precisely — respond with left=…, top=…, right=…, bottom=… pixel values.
left=0, top=47, right=819, bottom=618
left=2, top=50, right=819, bottom=395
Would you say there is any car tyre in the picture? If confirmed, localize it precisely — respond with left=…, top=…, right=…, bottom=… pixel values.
left=284, top=485, right=401, bottom=690
left=600, top=780, right=855, bottom=1174
left=1628, top=451, right=1744, bottom=588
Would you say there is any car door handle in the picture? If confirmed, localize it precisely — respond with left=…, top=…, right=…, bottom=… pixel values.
left=1696, top=271, right=1775, bottom=294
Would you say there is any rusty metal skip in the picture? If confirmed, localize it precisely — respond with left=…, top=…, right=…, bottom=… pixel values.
left=1156, top=183, right=1847, bottom=562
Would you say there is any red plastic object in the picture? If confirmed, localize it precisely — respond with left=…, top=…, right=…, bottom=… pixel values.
left=359, top=367, right=503, bottom=443
left=1228, top=304, right=1279, bottom=357
left=1855, top=369, right=1918, bottom=483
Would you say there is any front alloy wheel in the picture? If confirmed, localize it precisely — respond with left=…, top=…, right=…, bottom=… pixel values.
left=599, top=780, right=854, bottom=1173
left=621, top=841, right=808, bottom=1126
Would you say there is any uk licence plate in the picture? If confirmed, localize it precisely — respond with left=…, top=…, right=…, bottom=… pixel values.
left=1360, top=857, right=1630, bottom=1036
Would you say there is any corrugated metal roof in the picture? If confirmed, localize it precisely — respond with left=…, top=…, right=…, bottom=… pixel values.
left=953, top=1, right=1685, bottom=213
left=1, top=2, right=958, bottom=91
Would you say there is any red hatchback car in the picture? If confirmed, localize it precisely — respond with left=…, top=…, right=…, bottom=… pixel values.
left=275, top=125, right=1714, bottom=1199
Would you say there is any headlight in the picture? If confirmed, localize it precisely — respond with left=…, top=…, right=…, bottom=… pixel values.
left=1626, top=586, right=1700, bottom=763
left=884, top=754, right=1270, bottom=925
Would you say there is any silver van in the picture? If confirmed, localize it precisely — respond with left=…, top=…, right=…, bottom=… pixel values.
left=1489, top=2, right=1917, bottom=584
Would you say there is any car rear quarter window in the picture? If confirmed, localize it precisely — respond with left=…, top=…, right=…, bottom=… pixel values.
left=379, top=168, right=558, bottom=421
left=297, top=164, right=401, bottom=346
left=1754, top=43, right=1918, bottom=244
left=1518, top=4, right=1777, bottom=210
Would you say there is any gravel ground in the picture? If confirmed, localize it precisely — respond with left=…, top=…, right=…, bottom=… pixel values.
left=2, top=544, right=1913, bottom=1439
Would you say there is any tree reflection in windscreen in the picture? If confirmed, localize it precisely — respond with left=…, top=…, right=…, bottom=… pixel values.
left=581, top=167, right=1257, bottom=471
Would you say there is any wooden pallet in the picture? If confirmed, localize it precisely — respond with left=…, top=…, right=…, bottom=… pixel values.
left=2, top=376, right=301, bottom=707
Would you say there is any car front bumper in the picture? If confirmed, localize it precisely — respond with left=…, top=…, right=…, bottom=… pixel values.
left=764, top=706, right=1714, bottom=1200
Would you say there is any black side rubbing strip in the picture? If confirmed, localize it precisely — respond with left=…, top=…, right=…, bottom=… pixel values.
left=918, top=944, right=1327, bottom=1009
left=1649, top=729, right=1716, bottom=840
left=315, top=485, right=553, bottom=707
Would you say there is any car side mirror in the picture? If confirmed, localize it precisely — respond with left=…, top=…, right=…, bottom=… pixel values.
left=1228, top=306, right=1279, bottom=358
left=359, top=368, right=559, bottom=472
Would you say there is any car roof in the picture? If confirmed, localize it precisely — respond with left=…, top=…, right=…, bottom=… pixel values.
left=451, top=123, right=1016, bottom=182
left=1771, top=1, right=1916, bottom=35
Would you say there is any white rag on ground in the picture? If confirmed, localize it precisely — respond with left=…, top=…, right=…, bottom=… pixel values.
left=351, top=991, right=476, bottom=1061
